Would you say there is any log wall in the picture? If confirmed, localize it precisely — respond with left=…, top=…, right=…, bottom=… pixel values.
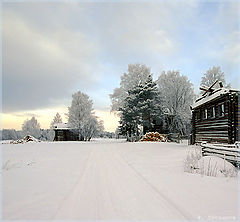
left=192, top=92, right=239, bottom=144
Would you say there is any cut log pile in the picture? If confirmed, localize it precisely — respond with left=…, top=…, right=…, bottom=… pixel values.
left=10, top=135, right=40, bottom=144
left=140, top=132, right=167, bottom=142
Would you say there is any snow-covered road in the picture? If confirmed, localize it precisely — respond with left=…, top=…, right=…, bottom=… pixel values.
left=2, top=139, right=239, bottom=220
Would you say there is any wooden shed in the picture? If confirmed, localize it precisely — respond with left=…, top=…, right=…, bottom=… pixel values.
left=53, top=123, right=79, bottom=141
left=190, top=81, right=239, bottom=144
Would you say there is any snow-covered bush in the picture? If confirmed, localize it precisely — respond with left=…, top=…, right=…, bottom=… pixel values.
left=183, top=147, right=202, bottom=173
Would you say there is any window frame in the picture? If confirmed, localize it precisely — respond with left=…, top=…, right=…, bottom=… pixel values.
left=218, top=103, right=225, bottom=117
left=209, top=106, right=216, bottom=119
left=202, top=108, right=208, bottom=120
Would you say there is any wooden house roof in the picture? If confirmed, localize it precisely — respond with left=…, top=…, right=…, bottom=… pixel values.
left=53, top=123, right=70, bottom=130
left=191, top=88, right=230, bottom=109
left=191, top=80, right=239, bottom=109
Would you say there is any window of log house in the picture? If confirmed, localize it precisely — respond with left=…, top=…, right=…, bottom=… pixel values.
left=217, top=103, right=225, bottom=117
left=196, top=111, right=201, bottom=121
left=202, top=108, right=208, bottom=119
left=209, top=106, right=215, bottom=119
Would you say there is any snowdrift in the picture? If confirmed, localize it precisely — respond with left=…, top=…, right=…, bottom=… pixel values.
left=197, top=156, right=238, bottom=177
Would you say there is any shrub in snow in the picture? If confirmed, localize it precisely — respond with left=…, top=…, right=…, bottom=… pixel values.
left=183, top=147, right=202, bottom=173
left=2, top=160, right=11, bottom=171
left=141, top=132, right=167, bottom=142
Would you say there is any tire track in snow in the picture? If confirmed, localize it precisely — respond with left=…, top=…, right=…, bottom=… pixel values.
left=53, top=146, right=119, bottom=219
left=115, top=148, right=194, bottom=220
left=53, top=147, right=94, bottom=219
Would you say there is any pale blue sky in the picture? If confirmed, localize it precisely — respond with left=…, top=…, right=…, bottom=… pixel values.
left=2, top=0, right=240, bottom=130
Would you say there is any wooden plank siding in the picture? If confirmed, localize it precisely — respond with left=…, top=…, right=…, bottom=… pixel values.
left=54, top=129, right=79, bottom=141
left=192, top=91, right=239, bottom=144
left=234, top=92, right=240, bottom=142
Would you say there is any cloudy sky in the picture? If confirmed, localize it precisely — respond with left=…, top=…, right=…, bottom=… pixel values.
left=2, top=0, right=240, bottom=132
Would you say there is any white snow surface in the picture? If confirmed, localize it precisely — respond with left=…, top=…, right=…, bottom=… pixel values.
left=1, top=139, right=239, bottom=220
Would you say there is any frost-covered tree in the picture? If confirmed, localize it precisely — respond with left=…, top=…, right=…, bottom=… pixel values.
left=110, top=64, right=151, bottom=112
left=157, top=71, right=195, bottom=135
left=50, top=112, right=62, bottom=129
left=39, top=129, right=54, bottom=141
left=67, top=91, right=104, bottom=141
left=67, top=91, right=93, bottom=141
left=83, top=115, right=104, bottom=141
left=97, top=120, right=105, bottom=136
left=201, top=66, right=231, bottom=90
left=22, top=117, right=41, bottom=138
left=1, top=129, right=22, bottom=140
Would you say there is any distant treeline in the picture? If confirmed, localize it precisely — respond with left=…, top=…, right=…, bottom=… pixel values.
left=0, top=129, right=54, bottom=141
left=0, top=129, right=118, bottom=141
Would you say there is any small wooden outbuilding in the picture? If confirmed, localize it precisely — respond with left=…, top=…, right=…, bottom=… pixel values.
left=190, top=81, right=239, bottom=144
left=53, top=123, right=79, bottom=141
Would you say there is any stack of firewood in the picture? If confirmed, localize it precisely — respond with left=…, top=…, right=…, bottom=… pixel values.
left=140, top=132, right=167, bottom=142
left=10, top=135, right=41, bottom=144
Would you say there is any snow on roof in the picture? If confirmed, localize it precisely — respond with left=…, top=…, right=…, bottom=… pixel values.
left=191, top=88, right=237, bottom=109
left=53, top=123, right=69, bottom=130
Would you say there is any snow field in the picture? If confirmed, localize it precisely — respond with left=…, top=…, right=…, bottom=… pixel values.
left=2, top=139, right=239, bottom=220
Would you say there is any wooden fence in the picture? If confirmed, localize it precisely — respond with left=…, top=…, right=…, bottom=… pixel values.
left=201, top=142, right=240, bottom=167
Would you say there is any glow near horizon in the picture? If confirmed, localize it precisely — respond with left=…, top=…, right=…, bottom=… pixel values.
left=2, top=107, right=120, bottom=132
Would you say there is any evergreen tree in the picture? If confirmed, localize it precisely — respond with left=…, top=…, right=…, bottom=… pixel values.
left=119, top=74, right=162, bottom=138
left=119, top=87, right=141, bottom=138
left=110, top=64, right=151, bottom=112
left=138, top=74, right=161, bottom=134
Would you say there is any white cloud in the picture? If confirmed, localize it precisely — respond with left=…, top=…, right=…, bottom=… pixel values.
left=3, top=8, right=100, bottom=112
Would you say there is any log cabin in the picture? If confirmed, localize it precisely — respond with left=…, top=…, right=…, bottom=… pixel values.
left=190, top=81, right=239, bottom=144
left=53, top=123, right=79, bottom=141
